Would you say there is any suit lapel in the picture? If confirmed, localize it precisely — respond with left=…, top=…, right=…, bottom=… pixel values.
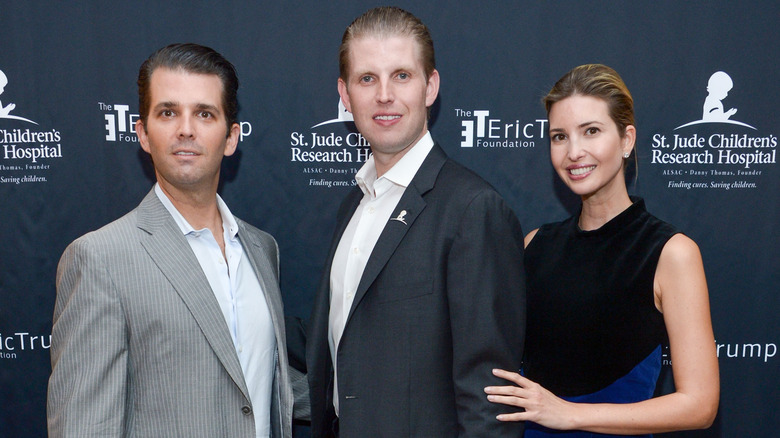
left=346, top=144, right=448, bottom=321
left=135, top=190, right=250, bottom=399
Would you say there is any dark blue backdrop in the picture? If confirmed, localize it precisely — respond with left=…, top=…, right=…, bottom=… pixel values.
left=1, top=2, right=778, bottom=436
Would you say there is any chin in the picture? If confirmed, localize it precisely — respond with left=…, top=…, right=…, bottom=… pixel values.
left=563, top=181, right=596, bottom=198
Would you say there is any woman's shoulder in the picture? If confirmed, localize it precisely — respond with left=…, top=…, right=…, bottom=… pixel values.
left=523, top=216, right=575, bottom=249
left=659, top=233, right=702, bottom=266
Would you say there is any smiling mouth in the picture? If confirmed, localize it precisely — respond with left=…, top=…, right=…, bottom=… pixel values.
left=569, top=165, right=595, bottom=175
left=174, top=151, right=197, bottom=156
left=374, top=115, right=401, bottom=121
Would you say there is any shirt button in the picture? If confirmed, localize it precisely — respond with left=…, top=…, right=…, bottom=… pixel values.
left=368, top=207, right=375, bottom=214
left=241, top=405, right=252, bottom=415
left=352, top=247, right=359, bottom=255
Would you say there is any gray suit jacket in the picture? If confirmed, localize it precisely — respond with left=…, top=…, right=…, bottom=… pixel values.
left=47, top=189, right=294, bottom=438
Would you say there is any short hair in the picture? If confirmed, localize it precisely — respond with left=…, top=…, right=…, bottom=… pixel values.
left=339, top=7, right=435, bottom=81
left=137, top=43, right=239, bottom=132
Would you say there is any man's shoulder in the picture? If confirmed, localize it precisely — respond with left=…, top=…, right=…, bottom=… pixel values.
left=69, top=189, right=163, bottom=246
left=423, top=142, right=497, bottom=191
left=71, top=208, right=140, bottom=246
left=59, top=208, right=143, bottom=267
left=435, top=157, right=500, bottom=197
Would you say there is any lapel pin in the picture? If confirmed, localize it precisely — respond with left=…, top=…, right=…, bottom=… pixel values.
left=390, top=209, right=408, bottom=225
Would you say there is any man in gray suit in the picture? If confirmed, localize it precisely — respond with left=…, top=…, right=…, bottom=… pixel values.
left=47, top=43, right=296, bottom=438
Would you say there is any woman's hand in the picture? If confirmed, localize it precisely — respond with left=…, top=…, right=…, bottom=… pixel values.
left=485, top=368, right=577, bottom=430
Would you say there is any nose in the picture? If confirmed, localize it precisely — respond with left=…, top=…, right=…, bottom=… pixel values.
left=376, top=80, right=393, bottom=104
left=177, top=114, right=195, bottom=139
left=567, top=138, right=585, bottom=161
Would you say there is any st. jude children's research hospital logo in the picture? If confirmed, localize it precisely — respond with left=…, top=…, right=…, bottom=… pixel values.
left=289, top=100, right=369, bottom=189
left=0, top=68, right=63, bottom=185
left=650, top=71, right=776, bottom=191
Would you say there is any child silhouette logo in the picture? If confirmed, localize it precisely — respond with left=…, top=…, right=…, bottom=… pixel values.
left=0, top=68, right=37, bottom=124
left=703, top=71, right=737, bottom=121
left=0, top=70, right=16, bottom=116
left=676, top=71, right=754, bottom=130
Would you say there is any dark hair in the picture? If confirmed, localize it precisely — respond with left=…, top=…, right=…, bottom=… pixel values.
left=137, top=43, right=239, bottom=132
left=339, top=7, right=435, bottom=81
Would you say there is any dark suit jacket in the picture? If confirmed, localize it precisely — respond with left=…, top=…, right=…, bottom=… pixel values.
left=307, top=144, right=526, bottom=437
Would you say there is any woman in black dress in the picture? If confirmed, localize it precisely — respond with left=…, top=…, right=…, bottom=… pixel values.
left=485, top=64, right=719, bottom=437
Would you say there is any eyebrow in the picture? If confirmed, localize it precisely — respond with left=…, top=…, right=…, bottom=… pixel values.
left=194, top=103, right=221, bottom=114
left=352, top=66, right=417, bottom=79
left=152, top=101, right=221, bottom=114
left=578, top=120, right=603, bottom=128
left=549, top=120, right=604, bottom=134
left=153, top=101, right=179, bottom=111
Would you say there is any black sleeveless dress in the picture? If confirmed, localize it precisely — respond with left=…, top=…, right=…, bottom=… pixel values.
left=523, top=198, right=678, bottom=437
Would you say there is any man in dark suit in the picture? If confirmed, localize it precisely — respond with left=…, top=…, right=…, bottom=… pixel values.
left=47, top=43, right=300, bottom=437
left=306, top=7, right=526, bottom=437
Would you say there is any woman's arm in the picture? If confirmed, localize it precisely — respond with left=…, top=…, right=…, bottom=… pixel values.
left=523, top=228, right=538, bottom=248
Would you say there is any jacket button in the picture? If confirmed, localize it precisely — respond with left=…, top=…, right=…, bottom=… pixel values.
left=241, top=405, right=252, bottom=415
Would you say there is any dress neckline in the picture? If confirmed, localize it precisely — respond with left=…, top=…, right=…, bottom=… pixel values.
left=574, top=197, right=645, bottom=237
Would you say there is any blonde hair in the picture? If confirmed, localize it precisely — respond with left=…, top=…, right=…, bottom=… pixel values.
left=544, top=64, right=634, bottom=139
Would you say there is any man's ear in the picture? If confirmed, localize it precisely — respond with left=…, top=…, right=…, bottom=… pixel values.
left=337, top=77, right=352, bottom=114
left=425, top=69, right=440, bottom=108
left=136, top=119, right=150, bottom=154
left=224, top=123, right=240, bottom=157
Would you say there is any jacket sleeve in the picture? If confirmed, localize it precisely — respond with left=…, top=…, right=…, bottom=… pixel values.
left=447, top=189, right=526, bottom=437
left=47, top=237, right=128, bottom=437
left=286, top=315, right=311, bottom=421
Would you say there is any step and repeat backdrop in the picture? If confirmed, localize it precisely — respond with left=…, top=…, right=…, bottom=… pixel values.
left=1, top=2, right=778, bottom=437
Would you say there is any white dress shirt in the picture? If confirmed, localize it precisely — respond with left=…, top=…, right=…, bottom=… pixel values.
left=328, top=132, right=435, bottom=414
left=155, top=184, right=276, bottom=438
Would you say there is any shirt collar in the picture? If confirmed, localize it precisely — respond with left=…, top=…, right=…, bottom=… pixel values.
left=154, top=183, right=239, bottom=239
left=355, top=131, right=434, bottom=198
